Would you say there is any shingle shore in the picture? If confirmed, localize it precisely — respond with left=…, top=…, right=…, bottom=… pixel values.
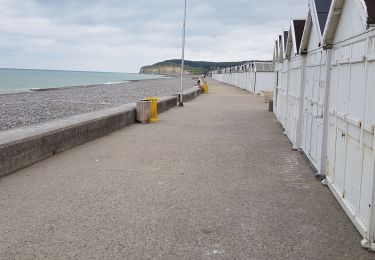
left=0, top=77, right=196, bottom=131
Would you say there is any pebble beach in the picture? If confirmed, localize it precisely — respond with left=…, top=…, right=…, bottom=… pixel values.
left=0, top=77, right=196, bottom=131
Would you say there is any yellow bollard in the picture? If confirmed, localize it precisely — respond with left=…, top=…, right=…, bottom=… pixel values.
left=203, top=82, right=209, bottom=94
left=146, top=97, right=159, bottom=122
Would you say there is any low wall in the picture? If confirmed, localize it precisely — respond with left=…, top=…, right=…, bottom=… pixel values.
left=158, top=96, right=178, bottom=113
left=157, top=88, right=202, bottom=113
left=183, top=87, right=201, bottom=102
left=0, top=87, right=201, bottom=178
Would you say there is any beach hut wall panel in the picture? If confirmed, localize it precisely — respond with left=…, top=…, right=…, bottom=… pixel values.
left=237, top=72, right=242, bottom=89
left=224, top=69, right=229, bottom=83
left=254, top=72, right=274, bottom=93
left=273, top=62, right=283, bottom=120
left=232, top=69, right=238, bottom=87
left=219, top=70, right=223, bottom=81
left=253, top=63, right=275, bottom=93
left=247, top=64, right=253, bottom=91
left=226, top=69, right=231, bottom=85
left=245, top=64, right=253, bottom=92
left=233, top=72, right=238, bottom=87
left=234, top=66, right=241, bottom=88
left=273, top=40, right=280, bottom=113
left=275, top=31, right=290, bottom=128
left=238, top=66, right=244, bottom=89
left=247, top=64, right=253, bottom=92
left=274, top=51, right=282, bottom=121
left=228, top=71, right=235, bottom=86
left=218, top=72, right=223, bottom=82
left=214, top=70, right=220, bottom=81
left=242, top=66, right=249, bottom=92
left=282, top=19, right=306, bottom=146
left=273, top=34, right=285, bottom=121
left=219, top=73, right=224, bottom=83
left=277, top=59, right=289, bottom=129
left=273, top=37, right=283, bottom=119
left=227, top=68, right=233, bottom=85
left=237, top=67, right=243, bottom=89
left=217, top=73, right=223, bottom=82
left=238, top=71, right=243, bottom=89
left=217, top=69, right=221, bottom=80
left=229, top=70, right=234, bottom=86
left=242, top=65, right=249, bottom=90
left=323, top=0, right=375, bottom=244
left=298, top=0, right=332, bottom=172
left=218, top=69, right=227, bottom=82
left=301, top=49, right=327, bottom=172
left=216, top=72, right=222, bottom=82
left=240, top=64, right=248, bottom=90
left=285, top=55, right=304, bottom=146
left=236, top=70, right=239, bottom=86
left=236, top=68, right=240, bottom=88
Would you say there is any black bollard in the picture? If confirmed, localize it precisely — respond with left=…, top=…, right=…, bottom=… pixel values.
left=269, top=101, right=273, bottom=112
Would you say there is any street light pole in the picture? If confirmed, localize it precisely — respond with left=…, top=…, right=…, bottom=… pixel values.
left=178, top=0, right=187, bottom=107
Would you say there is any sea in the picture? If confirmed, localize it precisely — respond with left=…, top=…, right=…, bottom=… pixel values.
left=0, top=68, right=164, bottom=94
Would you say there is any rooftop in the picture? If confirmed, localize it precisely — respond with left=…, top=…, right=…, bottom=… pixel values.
left=315, top=0, right=333, bottom=33
left=364, top=0, right=375, bottom=25
left=293, top=20, right=306, bottom=51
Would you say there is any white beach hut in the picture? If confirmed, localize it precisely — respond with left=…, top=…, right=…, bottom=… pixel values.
left=231, top=67, right=236, bottom=86
left=225, top=67, right=231, bottom=85
left=232, top=66, right=239, bottom=87
left=237, top=64, right=245, bottom=90
left=239, top=64, right=248, bottom=90
left=225, top=68, right=231, bottom=84
left=283, top=19, right=306, bottom=148
left=211, top=61, right=274, bottom=94
left=223, top=68, right=228, bottom=83
left=245, top=63, right=253, bottom=92
left=273, top=37, right=283, bottom=120
left=250, top=62, right=275, bottom=94
left=231, top=66, right=236, bottom=87
left=276, top=31, right=290, bottom=130
left=322, top=0, right=375, bottom=248
left=298, top=0, right=332, bottom=173
left=235, top=66, right=240, bottom=88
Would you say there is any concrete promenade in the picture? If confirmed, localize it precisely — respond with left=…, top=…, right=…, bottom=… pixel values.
left=0, top=80, right=373, bottom=259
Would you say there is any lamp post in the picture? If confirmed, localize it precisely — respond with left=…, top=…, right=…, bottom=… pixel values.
left=178, top=0, right=187, bottom=107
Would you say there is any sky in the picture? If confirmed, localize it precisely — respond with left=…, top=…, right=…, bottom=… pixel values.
left=0, top=0, right=308, bottom=73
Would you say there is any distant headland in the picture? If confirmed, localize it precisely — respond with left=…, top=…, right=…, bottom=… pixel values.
left=140, top=59, right=255, bottom=75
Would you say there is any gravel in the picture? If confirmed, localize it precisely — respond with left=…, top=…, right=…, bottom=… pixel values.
left=0, top=77, right=197, bottom=131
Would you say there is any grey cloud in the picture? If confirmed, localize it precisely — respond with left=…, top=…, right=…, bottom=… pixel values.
left=0, top=0, right=307, bottom=72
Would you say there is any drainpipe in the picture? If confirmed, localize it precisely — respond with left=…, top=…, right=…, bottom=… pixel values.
left=319, top=48, right=332, bottom=177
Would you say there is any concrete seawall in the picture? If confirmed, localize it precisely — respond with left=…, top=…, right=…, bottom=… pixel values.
left=0, top=87, right=201, bottom=178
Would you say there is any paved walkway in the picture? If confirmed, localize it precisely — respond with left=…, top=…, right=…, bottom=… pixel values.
left=0, top=81, right=373, bottom=259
